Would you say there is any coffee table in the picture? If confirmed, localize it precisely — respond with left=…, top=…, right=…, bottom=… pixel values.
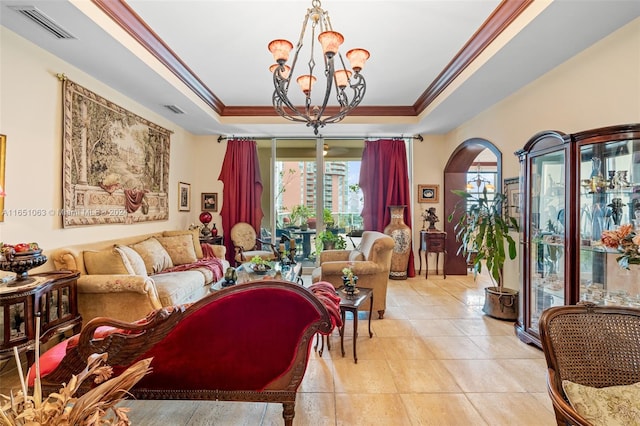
left=211, top=261, right=302, bottom=291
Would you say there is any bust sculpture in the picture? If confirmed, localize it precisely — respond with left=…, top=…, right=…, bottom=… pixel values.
left=423, top=207, right=439, bottom=230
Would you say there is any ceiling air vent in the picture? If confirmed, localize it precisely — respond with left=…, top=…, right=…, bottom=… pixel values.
left=8, top=5, right=75, bottom=39
left=164, top=105, right=185, bottom=114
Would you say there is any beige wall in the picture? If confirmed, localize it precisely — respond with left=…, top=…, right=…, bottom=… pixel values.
left=412, top=17, right=640, bottom=282
left=0, top=28, right=226, bottom=255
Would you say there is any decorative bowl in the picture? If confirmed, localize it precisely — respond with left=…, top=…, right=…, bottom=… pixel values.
left=251, top=264, right=271, bottom=275
left=0, top=252, right=48, bottom=286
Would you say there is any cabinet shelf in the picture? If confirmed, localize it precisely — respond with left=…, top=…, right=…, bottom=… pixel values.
left=515, top=124, right=640, bottom=348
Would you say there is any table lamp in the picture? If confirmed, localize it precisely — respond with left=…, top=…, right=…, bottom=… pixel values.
left=199, top=211, right=213, bottom=238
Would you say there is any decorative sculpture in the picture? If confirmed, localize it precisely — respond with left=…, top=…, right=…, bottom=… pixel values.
left=423, top=207, right=439, bottom=230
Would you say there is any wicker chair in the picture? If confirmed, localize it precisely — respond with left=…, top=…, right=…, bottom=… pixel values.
left=539, top=302, right=640, bottom=426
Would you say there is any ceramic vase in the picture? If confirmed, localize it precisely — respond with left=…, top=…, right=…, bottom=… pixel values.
left=384, top=205, right=412, bottom=280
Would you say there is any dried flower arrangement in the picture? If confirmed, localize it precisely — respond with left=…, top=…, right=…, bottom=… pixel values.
left=0, top=316, right=151, bottom=425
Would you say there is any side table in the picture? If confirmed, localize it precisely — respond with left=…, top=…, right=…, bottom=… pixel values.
left=338, top=287, right=373, bottom=363
left=200, top=235, right=223, bottom=245
left=0, top=270, right=81, bottom=366
left=418, top=230, right=447, bottom=279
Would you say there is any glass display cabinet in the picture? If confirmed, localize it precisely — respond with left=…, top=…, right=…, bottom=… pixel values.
left=515, top=124, right=640, bottom=348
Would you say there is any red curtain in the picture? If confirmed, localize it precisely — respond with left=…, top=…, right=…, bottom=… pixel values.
left=359, top=139, right=416, bottom=278
left=218, top=139, right=264, bottom=263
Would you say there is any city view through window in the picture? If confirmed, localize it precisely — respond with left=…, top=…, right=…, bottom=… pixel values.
left=276, top=160, right=363, bottom=232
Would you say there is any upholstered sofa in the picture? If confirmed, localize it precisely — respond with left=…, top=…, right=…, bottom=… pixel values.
left=50, top=229, right=229, bottom=323
left=29, top=280, right=335, bottom=426
left=311, top=230, right=394, bottom=318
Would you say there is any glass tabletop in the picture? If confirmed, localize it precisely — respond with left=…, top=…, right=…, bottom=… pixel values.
left=212, top=261, right=302, bottom=291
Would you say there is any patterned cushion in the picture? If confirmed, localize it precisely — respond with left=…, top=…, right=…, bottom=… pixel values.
left=129, top=238, right=173, bottom=274
left=563, top=380, right=640, bottom=426
left=157, top=235, right=198, bottom=265
left=83, top=248, right=128, bottom=275
left=163, top=229, right=203, bottom=259
left=231, top=223, right=258, bottom=251
left=114, top=245, right=148, bottom=276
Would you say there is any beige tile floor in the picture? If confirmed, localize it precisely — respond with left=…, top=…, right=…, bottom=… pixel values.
left=0, top=270, right=557, bottom=425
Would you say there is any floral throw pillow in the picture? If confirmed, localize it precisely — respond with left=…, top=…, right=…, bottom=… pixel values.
left=129, top=238, right=173, bottom=274
left=562, top=380, right=640, bottom=426
left=156, top=235, right=198, bottom=265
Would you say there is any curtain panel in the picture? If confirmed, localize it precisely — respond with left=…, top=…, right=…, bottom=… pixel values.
left=359, top=139, right=416, bottom=278
left=218, top=139, right=264, bottom=263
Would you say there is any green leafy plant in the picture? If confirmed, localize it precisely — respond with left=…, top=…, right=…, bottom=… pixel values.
left=289, top=204, right=313, bottom=227
left=315, top=230, right=347, bottom=252
left=323, top=208, right=334, bottom=227
left=447, top=187, right=518, bottom=291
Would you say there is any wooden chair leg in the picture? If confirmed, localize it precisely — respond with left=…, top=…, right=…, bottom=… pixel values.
left=282, top=402, right=295, bottom=426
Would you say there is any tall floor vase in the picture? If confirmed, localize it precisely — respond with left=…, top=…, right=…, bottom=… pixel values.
left=384, top=205, right=412, bottom=280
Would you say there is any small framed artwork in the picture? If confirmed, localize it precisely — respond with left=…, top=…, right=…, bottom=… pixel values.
left=418, top=184, right=439, bottom=203
left=201, top=192, right=218, bottom=212
left=178, top=182, right=191, bottom=211
left=504, top=177, right=521, bottom=228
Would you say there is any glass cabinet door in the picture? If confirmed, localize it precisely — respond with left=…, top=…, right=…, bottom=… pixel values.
left=579, top=139, right=640, bottom=306
left=529, top=149, right=567, bottom=333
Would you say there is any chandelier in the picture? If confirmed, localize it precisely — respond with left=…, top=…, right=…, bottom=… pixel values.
left=268, top=0, right=369, bottom=135
left=467, top=166, right=495, bottom=191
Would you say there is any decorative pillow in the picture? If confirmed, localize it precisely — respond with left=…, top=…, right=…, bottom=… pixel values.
left=114, top=245, right=148, bottom=276
left=163, top=229, right=203, bottom=259
left=348, top=250, right=365, bottom=262
left=562, top=380, right=640, bottom=426
left=156, top=235, right=198, bottom=265
left=129, top=238, right=173, bottom=274
left=83, top=249, right=128, bottom=275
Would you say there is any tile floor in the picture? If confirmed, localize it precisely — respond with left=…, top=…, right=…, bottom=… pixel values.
left=0, top=270, right=557, bottom=425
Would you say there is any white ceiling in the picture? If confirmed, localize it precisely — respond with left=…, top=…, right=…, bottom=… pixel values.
left=2, top=0, right=639, bottom=138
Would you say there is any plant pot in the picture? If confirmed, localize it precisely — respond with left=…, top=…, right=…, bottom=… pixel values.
left=323, top=241, right=336, bottom=250
left=482, top=286, right=519, bottom=321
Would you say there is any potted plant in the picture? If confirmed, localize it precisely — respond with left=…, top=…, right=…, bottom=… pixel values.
left=448, top=187, right=519, bottom=320
left=289, top=204, right=313, bottom=230
left=341, top=267, right=358, bottom=295
left=315, top=230, right=347, bottom=252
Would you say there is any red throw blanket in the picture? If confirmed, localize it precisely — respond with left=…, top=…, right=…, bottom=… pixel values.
left=157, top=255, right=225, bottom=282
left=309, top=281, right=343, bottom=330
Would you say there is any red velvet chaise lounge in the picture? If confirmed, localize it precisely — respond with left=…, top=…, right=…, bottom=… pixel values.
left=29, top=280, right=336, bottom=426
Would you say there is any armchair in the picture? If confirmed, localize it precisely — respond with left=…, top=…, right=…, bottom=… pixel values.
left=230, top=222, right=278, bottom=265
left=311, top=231, right=394, bottom=318
left=539, top=302, right=640, bottom=426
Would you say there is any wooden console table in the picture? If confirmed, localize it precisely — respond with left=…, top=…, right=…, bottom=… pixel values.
left=0, top=270, right=81, bottom=365
left=418, top=230, right=447, bottom=279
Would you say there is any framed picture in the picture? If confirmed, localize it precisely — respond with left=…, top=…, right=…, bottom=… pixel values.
left=201, top=192, right=218, bottom=212
left=418, top=184, right=439, bottom=203
left=178, top=182, right=191, bottom=211
left=504, top=177, right=521, bottom=228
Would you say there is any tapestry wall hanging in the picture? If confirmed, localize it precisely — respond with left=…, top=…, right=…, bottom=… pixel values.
left=62, top=77, right=171, bottom=227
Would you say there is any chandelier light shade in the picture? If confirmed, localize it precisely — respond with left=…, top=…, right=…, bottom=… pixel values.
left=467, top=166, right=495, bottom=191
left=268, top=0, right=369, bottom=135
